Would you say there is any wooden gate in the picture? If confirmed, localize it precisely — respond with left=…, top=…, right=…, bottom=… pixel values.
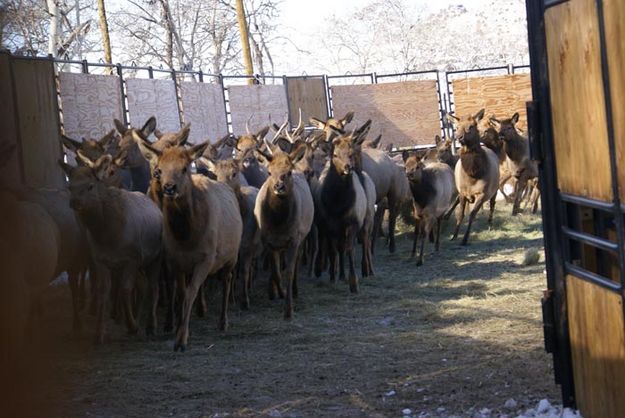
left=285, top=76, right=329, bottom=125
left=527, top=1, right=625, bottom=416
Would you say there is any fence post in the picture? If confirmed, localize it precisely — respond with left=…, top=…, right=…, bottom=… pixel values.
left=219, top=75, right=232, bottom=135
left=148, top=66, right=154, bottom=79
left=116, top=63, right=128, bottom=126
left=323, top=74, right=333, bottom=118
left=81, top=59, right=89, bottom=74
left=198, top=69, right=204, bottom=83
left=435, top=71, right=446, bottom=139
left=283, top=75, right=292, bottom=128
left=371, top=72, right=377, bottom=84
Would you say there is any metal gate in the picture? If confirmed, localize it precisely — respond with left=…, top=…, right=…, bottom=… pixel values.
left=526, top=0, right=625, bottom=416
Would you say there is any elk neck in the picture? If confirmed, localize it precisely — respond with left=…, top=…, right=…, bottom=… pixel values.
left=78, top=186, right=127, bottom=249
left=322, top=161, right=357, bottom=217
left=161, top=184, right=203, bottom=243
left=409, top=169, right=437, bottom=209
left=262, top=180, right=297, bottom=227
left=460, top=144, right=488, bottom=179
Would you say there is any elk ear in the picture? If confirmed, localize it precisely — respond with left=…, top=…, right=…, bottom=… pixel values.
left=187, top=141, right=210, bottom=161
left=76, top=150, right=96, bottom=167
left=309, top=117, right=326, bottom=129
left=114, top=119, right=127, bottom=135
left=474, top=108, right=485, bottom=121
left=98, top=129, right=117, bottom=147
left=176, top=123, right=191, bottom=146
left=198, top=157, right=216, bottom=173
left=154, top=129, right=164, bottom=139
left=289, top=142, right=307, bottom=164
left=113, top=149, right=127, bottom=167
left=385, top=143, right=394, bottom=153
left=93, top=154, right=113, bottom=180
left=255, top=126, right=270, bottom=141
left=341, top=111, right=354, bottom=125
left=61, top=135, right=81, bottom=152
left=511, top=112, right=520, bottom=124
left=354, top=120, right=372, bottom=145
left=489, top=117, right=501, bottom=130
left=402, top=150, right=410, bottom=163
left=58, top=160, right=74, bottom=177
left=445, top=113, right=460, bottom=127
left=254, top=148, right=273, bottom=163
left=133, top=131, right=161, bottom=165
left=434, top=135, right=441, bottom=145
left=369, top=134, right=382, bottom=148
left=141, top=116, right=157, bottom=138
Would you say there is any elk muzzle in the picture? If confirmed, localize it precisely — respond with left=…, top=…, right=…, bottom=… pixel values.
left=163, top=183, right=177, bottom=198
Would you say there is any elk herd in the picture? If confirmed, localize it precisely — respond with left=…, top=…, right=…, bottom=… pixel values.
left=0, top=107, right=539, bottom=353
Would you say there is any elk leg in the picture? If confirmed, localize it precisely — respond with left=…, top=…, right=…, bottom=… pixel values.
left=435, top=217, right=442, bottom=251
left=218, top=268, right=233, bottom=331
left=371, top=205, right=385, bottom=255
left=346, top=229, right=359, bottom=293
left=238, top=254, right=251, bottom=310
left=145, top=254, right=161, bottom=336
left=443, top=196, right=459, bottom=220
left=174, top=262, right=210, bottom=352
left=388, top=198, right=399, bottom=253
left=411, top=217, right=419, bottom=256
left=163, top=261, right=175, bottom=333
left=293, top=247, right=302, bottom=299
left=461, top=195, right=488, bottom=246
left=195, top=283, right=207, bottom=317
left=328, top=239, right=337, bottom=284
left=417, top=220, right=427, bottom=266
left=269, top=250, right=284, bottom=299
left=284, top=245, right=299, bottom=319
left=314, top=229, right=327, bottom=278
left=360, top=226, right=374, bottom=277
left=121, top=264, right=139, bottom=335
left=68, top=269, right=82, bottom=332
left=94, top=263, right=111, bottom=345
left=488, top=194, right=497, bottom=227
left=338, top=246, right=346, bottom=282
left=513, top=173, right=528, bottom=215
left=451, top=196, right=467, bottom=240
left=308, top=224, right=318, bottom=279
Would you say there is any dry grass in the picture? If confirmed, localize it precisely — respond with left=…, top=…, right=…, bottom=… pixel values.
left=17, top=205, right=557, bottom=417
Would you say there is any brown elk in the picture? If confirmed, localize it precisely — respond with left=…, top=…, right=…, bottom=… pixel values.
left=490, top=112, right=539, bottom=215
left=446, top=109, right=500, bottom=245
left=61, top=130, right=120, bottom=164
left=136, top=136, right=242, bottom=351
left=233, top=125, right=271, bottom=188
left=254, top=140, right=314, bottom=318
left=310, top=111, right=354, bottom=142
left=59, top=155, right=163, bottom=343
left=402, top=152, right=455, bottom=265
left=114, top=117, right=157, bottom=192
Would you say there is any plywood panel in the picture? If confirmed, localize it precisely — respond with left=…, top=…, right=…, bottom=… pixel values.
left=566, top=275, right=625, bottom=418
left=604, top=0, right=625, bottom=201
left=0, top=54, right=21, bottom=188
left=58, top=72, right=123, bottom=140
left=545, top=0, right=612, bottom=202
left=11, top=58, right=64, bottom=189
left=331, top=80, right=440, bottom=147
left=179, top=81, right=228, bottom=144
left=228, top=85, right=288, bottom=135
left=452, top=74, right=532, bottom=131
left=126, top=78, right=180, bottom=133
left=286, top=77, right=328, bottom=125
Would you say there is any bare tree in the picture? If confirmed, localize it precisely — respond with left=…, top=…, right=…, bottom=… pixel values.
left=96, top=0, right=112, bottom=66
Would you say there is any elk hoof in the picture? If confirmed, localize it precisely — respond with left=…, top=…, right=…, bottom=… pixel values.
left=284, top=309, right=293, bottom=320
left=416, top=260, right=423, bottom=267
left=349, top=280, right=359, bottom=294
left=218, top=320, right=228, bottom=331
left=173, top=343, right=186, bottom=353
left=389, top=243, right=396, bottom=253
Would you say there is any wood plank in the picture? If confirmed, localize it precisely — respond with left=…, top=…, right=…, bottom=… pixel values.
left=566, top=275, right=625, bottom=418
left=452, top=74, right=532, bottom=131
left=126, top=78, right=180, bottom=133
left=330, top=80, right=440, bottom=147
left=179, top=81, right=228, bottom=143
left=11, top=58, right=64, bottom=189
left=0, top=53, right=21, bottom=187
left=545, top=0, right=613, bottom=202
left=604, top=0, right=625, bottom=202
left=228, top=85, right=289, bottom=135
left=286, top=77, right=328, bottom=125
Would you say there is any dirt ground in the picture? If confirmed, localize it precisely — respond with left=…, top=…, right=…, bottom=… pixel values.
left=8, top=205, right=560, bottom=417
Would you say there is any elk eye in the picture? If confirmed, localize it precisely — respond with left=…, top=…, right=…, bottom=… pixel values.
left=153, top=168, right=161, bottom=179
left=183, top=166, right=187, bottom=174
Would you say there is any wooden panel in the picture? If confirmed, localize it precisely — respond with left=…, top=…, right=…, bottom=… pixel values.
left=228, top=85, right=288, bottom=135
left=0, top=54, right=21, bottom=187
left=11, top=58, right=64, bottom=189
left=566, top=275, right=625, bottom=418
left=286, top=77, right=328, bottom=125
left=452, top=74, right=532, bottom=131
left=58, top=72, right=123, bottom=140
left=126, top=78, right=180, bottom=133
left=179, top=81, right=228, bottom=144
left=604, top=0, right=625, bottom=201
left=545, top=0, right=612, bottom=201
left=331, top=80, right=440, bottom=147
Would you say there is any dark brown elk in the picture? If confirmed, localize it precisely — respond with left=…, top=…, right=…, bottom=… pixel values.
left=233, top=125, right=270, bottom=188
left=61, top=130, right=120, bottom=165
left=200, top=158, right=261, bottom=310
left=402, top=152, right=455, bottom=265
left=254, top=140, right=314, bottom=318
left=478, top=115, right=514, bottom=202
left=136, top=136, right=242, bottom=351
left=446, top=109, right=500, bottom=245
left=490, top=113, right=539, bottom=215
left=114, top=117, right=157, bottom=192
left=59, top=155, right=163, bottom=343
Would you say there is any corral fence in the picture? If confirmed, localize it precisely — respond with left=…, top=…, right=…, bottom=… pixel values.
left=0, top=51, right=531, bottom=189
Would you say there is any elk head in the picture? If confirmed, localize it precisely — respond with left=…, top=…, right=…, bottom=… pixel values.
left=446, top=109, right=484, bottom=150
left=115, top=116, right=157, bottom=168
left=61, top=129, right=120, bottom=163
left=198, top=158, right=241, bottom=192
left=75, top=148, right=127, bottom=188
left=328, top=120, right=371, bottom=177
left=309, top=111, right=354, bottom=142
left=58, top=154, right=113, bottom=213
left=256, top=139, right=305, bottom=198
left=402, top=151, right=426, bottom=182
left=489, top=112, right=520, bottom=142
left=234, top=125, right=270, bottom=163
left=132, top=123, right=191, bottom=172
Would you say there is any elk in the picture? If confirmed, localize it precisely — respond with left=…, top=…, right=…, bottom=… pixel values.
left=59, top=155, right=163, bottom=343
left=424, top=135, right=459, bottom=170
left=61, top=129, right=120, bottom=165
left=199, top=157, right=261, bottom=310
left=490, top=112, right=539, bottom=215
left=478, top=115, right=514, bottom=202
left=254, top=140, right=314, bottom=318
left=136, top=135, right=242, bottom=351
left=233, top=124, right=271, bottom=188
left=310, top=111, right=354, bottom=142
left=402, top=152, right=455, bottom=265
left=114, top=117, right=157, bottom=192
left=446, top=109, right=500, bottom=245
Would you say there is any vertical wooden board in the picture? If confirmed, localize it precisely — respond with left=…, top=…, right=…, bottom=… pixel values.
left=228, top=85, right=288, bottom=135
left=331, top=80, right=440, bottom=147
left=11, top=58, right=64, bottom=189
left=566, top=275, right=625, bottom=418
left=0, top=54, right=21, bottom=187
left=286, top=77, right=328, bottom=125
left=126, top=78, right=180, bottom=133
left=179, top=81, right=228, bottom=143
left=604, top=0, right=625, bottom=201
left=58, top=72, right=123, bottom=140
left=545, top=0, right=613, bottom=202
left=451, top=74, right=532, bottom=131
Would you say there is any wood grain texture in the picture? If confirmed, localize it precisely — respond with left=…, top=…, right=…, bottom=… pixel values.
left=545, top=0, right=612, bottom=202
left=11, top=58, right=65, bottom=189
left=179, top=81, right=228, bottom=143
left=58, top=72, right=123, bottom=140
left=286, top=77, right=328, bottom=125
left=0, top=54, right=21, bottom=187
left=452, top=74, right=532, bottom=131
left=566, top=275, right=625, bottom=418
left=604, top=0, right=625, bottom=201
left=228, top=84, right=289, bottom=135
left=126, top=78, right=180, bottom=133
left=331, top=80, right=441, bottom=147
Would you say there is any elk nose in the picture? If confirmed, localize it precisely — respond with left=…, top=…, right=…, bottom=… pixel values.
left=343, top=163, right=352, bottom=174
left=163, top=183, right=177, bottom=196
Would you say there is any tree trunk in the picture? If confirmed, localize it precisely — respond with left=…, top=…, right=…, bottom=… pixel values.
left=96, top=0, right=113, bottom=72
left=47, top=0, right=60, bottom=57
left=235, top=0, right=254, bottom=85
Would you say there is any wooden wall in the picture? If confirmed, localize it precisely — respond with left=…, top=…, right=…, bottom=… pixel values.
left=126, top=78, right=180, bottom=134
left=452, top=74, right=532, bottom=131
left=331, top=80, right=441, bottom=147
left=228, top=85, right=288, bottom=135
left=179, top=81, right=228, bottom=143
left=286, top=77, right=328, bottom=125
